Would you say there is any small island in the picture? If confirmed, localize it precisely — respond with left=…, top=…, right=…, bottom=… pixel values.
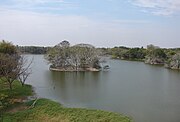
left=46, top=41, right=103, bottom=72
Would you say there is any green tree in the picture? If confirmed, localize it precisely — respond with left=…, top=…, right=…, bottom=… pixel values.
left=124, top=48, right=146, bottom=60
left=0, top=40, right=17, bottom=55
left=145, top=45, right=167, bottom=64
left=147, top=48, right=167, bottom=59
left=0, top=41, right=32, bottom=89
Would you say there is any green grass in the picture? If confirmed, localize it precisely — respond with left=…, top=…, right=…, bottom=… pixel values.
left=0, top=79, right=132, bottom=122
left=0, top=79, right=33, bottom=98
left=4, top=99, right=132, bottom=122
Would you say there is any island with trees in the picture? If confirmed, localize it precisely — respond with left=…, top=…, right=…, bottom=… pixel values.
left=45, top=40, right=102, bottom=71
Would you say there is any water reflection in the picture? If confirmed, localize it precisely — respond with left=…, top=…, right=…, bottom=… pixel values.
left=49, top=71, right=108, bottom=106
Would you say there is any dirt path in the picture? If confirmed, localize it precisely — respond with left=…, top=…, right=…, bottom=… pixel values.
left=6, top=104, right=28, bottom=113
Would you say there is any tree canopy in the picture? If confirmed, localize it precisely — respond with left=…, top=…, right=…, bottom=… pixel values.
left=0, top=40, right=17, bottom=55
left=46, top=41, right=101, bottom=71
left=0, top=40, right=32, bottom=89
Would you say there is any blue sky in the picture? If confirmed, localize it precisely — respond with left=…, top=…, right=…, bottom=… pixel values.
left=0, top=0, right=180, bottom=47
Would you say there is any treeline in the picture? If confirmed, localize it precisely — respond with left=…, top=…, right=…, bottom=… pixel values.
left=102, top=46, right=146, bottom=61
left=17, top=46, right=50, bottom=54
left=101, top=44, right=180, bottom=70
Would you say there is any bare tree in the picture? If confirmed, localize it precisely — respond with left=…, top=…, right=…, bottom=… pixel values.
left=0, top=54, right=19, bottom=90
left=0, top=54, right=33, bottom=89
left=18, top=56, right=33, bottom=86
left=46, top=41, right=102, bottom=71
left=167, top=53, right=180, bottom=69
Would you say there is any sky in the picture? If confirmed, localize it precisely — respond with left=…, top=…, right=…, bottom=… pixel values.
left=0, top=0, right=180, bottom=48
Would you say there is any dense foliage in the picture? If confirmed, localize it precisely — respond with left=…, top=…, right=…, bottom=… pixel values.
left=102, top=44, right=180, bottom=69
left=0, top=40, right=18, bottom=55
left=46, top=41, right=101, bottom=71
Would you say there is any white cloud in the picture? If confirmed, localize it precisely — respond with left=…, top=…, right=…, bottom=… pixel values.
left=0, top=0, right=77, bottom=12
left=0, top=10, right=145, bottom=47
left=0, top=9, right=179, bottom=48
left=0, top=10, right=96, bottom=46
left=130, top=0, right=180, bottom=16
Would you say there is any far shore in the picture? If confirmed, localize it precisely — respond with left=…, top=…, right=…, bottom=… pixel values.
left=49, top=67, right=100, bottom=72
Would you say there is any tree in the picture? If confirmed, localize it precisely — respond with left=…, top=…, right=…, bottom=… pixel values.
left=0, top=53, right=19, bottom=90
left=166, top=53, right=180, bottom=69
left=0, top=40, right=17, bottom=55
left=18, top=56, right=33, bottom=86
left=70, top=44, right=101, bottom=70
left=69, top=46, right=82, bottom=70
left=46, top=41, right=101, bottom=71
left=147, top=44, right=159, bottom=50
left=152, top=48, right=167, bottom=59
left=55, top=40, right=70, bottom=48
left=0, top=41, right=32, bottom=89
left=123, top=48, right=146, bottom=60
left=145, top=45, right=167, bottom=64
left=0, top=41, right=19, bottom=90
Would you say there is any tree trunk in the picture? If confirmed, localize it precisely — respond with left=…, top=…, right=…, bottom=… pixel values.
left=21, top=82, right=25, bottom=87
left=9, top=82, right=12, bottom=90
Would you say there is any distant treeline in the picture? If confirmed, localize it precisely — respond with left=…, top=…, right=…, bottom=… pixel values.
left=101, top=45, right=180, bottom=61
left=17, top=46, right=51, bottom=54
left=100, top=45, right=180, bottom=70
left=17, top=44, right=180, bottom=70
left=17, top=45, right=180, bottom=59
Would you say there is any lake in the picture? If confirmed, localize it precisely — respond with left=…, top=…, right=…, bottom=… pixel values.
left=27, top=55, right=180, bottom=122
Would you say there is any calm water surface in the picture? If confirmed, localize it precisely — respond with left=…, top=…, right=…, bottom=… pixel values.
left=27, top=55, right=180, bottom=122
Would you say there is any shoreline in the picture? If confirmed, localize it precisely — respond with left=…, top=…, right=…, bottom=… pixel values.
left=49, top=67, right=100, bottom=72
left=112, top=57, right=180, bottom=70
left=0, top=80, right=132, bottom=122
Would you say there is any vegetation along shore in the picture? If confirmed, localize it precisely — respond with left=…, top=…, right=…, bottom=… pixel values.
left=0, top=40, right=132, bottom=122
left=19, top=41, right=180, bottom=70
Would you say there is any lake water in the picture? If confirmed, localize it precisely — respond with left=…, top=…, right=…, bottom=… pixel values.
left=27, top=55, right=180, bottom=122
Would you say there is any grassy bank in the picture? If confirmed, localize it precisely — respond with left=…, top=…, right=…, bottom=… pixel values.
left=4, top=99, right=131, bottom=122
left=0, top=80, right=132, bottom=122
left=0, top=79, right=33, bottom=99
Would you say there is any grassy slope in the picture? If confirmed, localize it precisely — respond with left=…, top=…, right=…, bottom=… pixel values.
left=0, top=79, right=33, bottom=98
left=1, top=80, right=132, bottom=122
left=4, top=99, right=132, bottom=122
